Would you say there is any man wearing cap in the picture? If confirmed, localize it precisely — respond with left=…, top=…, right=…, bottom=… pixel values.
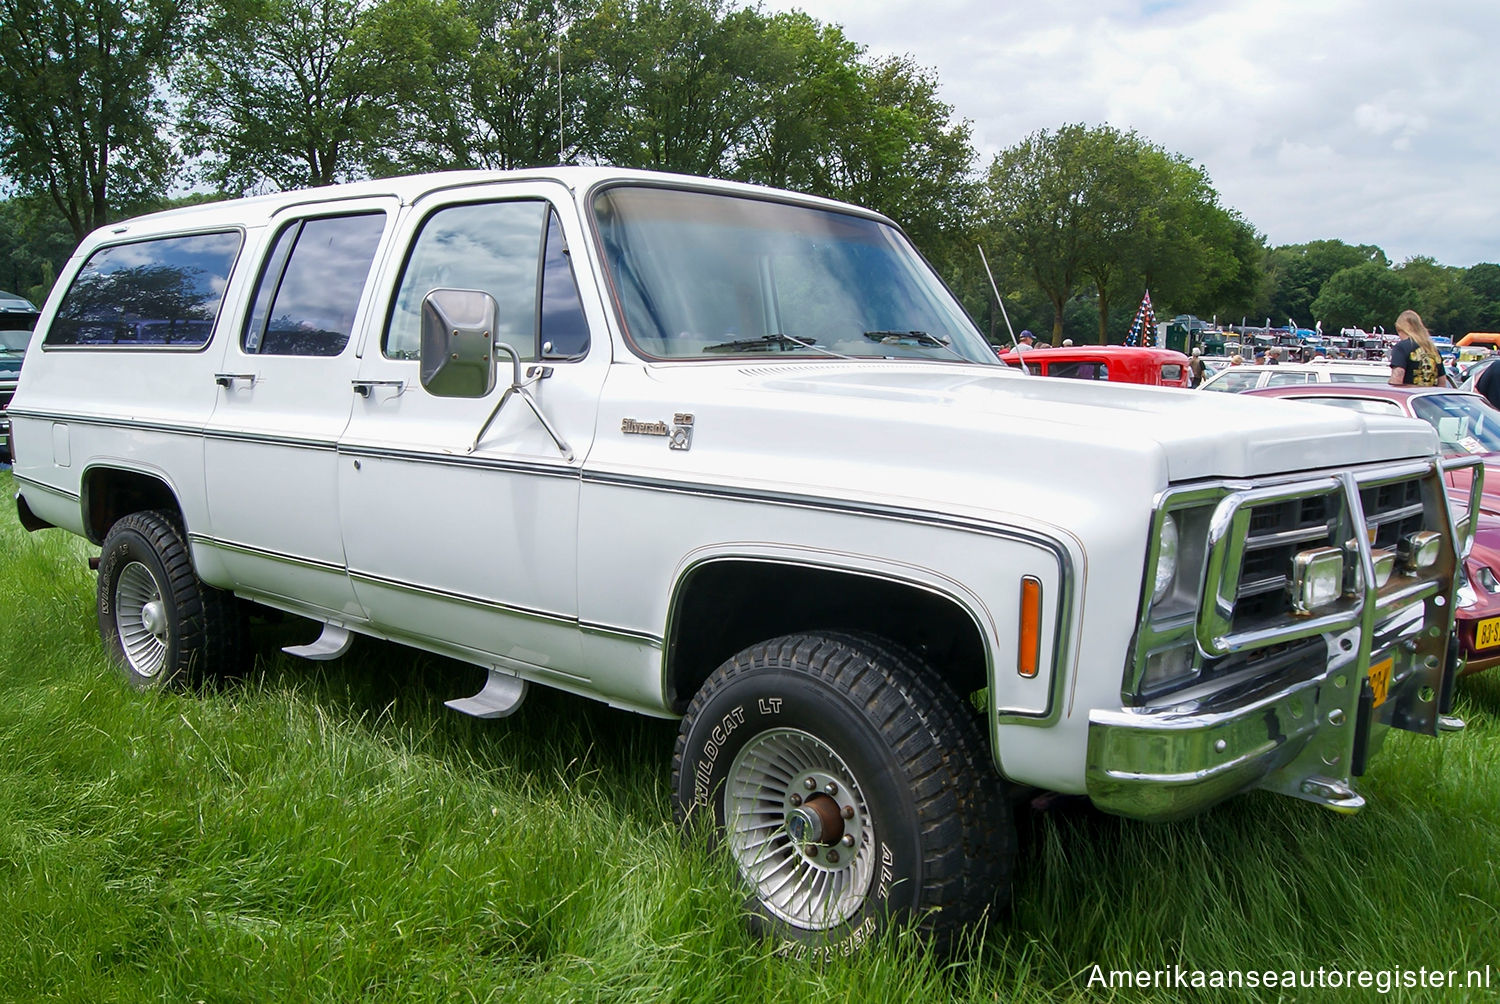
left=1017, top=330, right=1035, bottom=349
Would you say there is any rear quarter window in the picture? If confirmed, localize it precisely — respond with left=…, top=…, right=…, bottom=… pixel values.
left=45, top=231, right=242, bottom=348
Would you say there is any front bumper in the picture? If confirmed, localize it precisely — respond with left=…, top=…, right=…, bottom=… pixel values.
left=1088, top=582, right=1451, bottom=822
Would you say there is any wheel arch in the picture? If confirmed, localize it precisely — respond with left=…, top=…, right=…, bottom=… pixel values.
left=80, top=463, right=187, bottom=544
left=662, top=554, right=994, bottom=714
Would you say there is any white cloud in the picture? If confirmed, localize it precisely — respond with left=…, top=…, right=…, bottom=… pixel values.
left=762, top=0, right=1500, bottom=265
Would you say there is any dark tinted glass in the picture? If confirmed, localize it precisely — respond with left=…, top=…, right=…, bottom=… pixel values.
left=387, top=200, right=546, bottom=361
left=46, top=231, right=241, bottom=347
left=540, top=209, right=589, bottom=358
left=250, top=213, right=385, bottom=356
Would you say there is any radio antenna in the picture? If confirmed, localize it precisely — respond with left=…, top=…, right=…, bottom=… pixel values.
left=978, top=245, right=1027, bottom=373
left=557, top=31, right=564, bottom=164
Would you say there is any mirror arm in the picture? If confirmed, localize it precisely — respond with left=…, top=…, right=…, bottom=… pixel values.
left=467, top=343, right=575, bottom=461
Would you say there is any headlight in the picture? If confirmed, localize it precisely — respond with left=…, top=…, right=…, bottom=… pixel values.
left=1457, top=578, right=1478, bottom=609
left=1152, top=514, right=1179, bottom=606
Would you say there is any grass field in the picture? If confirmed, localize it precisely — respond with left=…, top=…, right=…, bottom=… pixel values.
left=2, top=468, right=1498, bottom=1002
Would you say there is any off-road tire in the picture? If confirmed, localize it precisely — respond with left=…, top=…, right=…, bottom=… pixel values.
left=672, top=632, right=1013, bottom=956
left=97, top=510, right=248, bottom=689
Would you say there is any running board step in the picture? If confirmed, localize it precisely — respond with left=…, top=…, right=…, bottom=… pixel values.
left=445, top=670, right=528, bottom=719
left=282, top=623, right=355, bottom=661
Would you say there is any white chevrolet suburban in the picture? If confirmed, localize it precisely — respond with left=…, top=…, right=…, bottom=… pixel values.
left=8, top=169, right=1478, bottom=955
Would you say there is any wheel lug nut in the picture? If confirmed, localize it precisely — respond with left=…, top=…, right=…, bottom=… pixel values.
left=841, top=834, right=855, bottom=847
left=803, top=777, right=816, bottom=791
left=824, top=782, right=838, bottom=796
left=826, top=849, right=839, bottom=863
left=789, top=794, right=802, bottom=806
left=805, top=844, right=818, bottom=858
left=842, top=806, right=854, bottom=820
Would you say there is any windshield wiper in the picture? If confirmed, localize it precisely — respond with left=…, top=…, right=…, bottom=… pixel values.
left=702, top=333, right=827, bottom=354
left=863, top=330, right=951, bottom=347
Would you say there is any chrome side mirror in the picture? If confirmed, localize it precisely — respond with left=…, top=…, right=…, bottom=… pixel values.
left=420, top=288, right=504, bottom=398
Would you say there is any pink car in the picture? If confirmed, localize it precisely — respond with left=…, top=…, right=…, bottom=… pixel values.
left=1246, top=383, right=1500, bottom=674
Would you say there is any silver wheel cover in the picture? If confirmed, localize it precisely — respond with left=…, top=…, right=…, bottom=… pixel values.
left=725, top=727, right=875, bottom=930
left=115, top=561, right=169, bottom=678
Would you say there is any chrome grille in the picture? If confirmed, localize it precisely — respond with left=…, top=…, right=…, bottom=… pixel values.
left=1232, top=489, right=1341, bottom=629
left=1361, top=478, right=1425, bottom=549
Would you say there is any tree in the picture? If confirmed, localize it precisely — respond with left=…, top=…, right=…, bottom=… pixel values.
left=0, top=194, right=77, bottom=303
left=365, top=0, right=581, bottom=174
left=1310, top=261, right=1415, bottom=331
left=570, top=0, right=769, bottom=176
left=984, top=124, right=1257, bottom=344
left=1395, top=256, right=1478, bottom=337
left=1462, top=263, right=1500, bottom=332
left=983, top=125, right=1095, bottom=342
left=176, top=0, right=395, bottom=193
left=0, top=0, right=185, bottom=241
left=1264, top=240, right=1387, bottom=327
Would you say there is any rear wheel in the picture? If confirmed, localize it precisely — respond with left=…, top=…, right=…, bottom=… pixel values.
left=673, top=632, right=1012, bottom=955
left=97, top=510, right=247, bottom=689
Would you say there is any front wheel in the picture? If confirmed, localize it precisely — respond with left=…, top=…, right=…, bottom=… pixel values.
left=672, top=633, right=1012, bottom=955
left=97, top=510, right=247, bottom=689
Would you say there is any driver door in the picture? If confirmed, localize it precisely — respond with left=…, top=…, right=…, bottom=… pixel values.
left=337, top=183, right=608, bottom=682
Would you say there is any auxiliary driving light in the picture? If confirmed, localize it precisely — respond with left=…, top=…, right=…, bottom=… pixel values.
left=1291, top=546, right=1345, bottom=614
left=1398, top=531, right=1442, bottom=573
left=1370, top=548, right=1396, bottom=589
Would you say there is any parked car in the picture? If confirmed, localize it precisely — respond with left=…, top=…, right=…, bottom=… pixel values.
left=10, top=168, right=1472, bottom=953
left=1242, top=385, right=1500, bottom=516
left=1457, top=514, right=1500, bottom=676
left=997, top=344, right=1191, bottom=387
left=0, top=291, right=40, bottom=463
left=1198, top=360, right=1391, bottom=392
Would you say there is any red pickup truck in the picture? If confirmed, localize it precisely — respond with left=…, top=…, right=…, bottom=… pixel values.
left=997, top=344, right=1192, bottom=388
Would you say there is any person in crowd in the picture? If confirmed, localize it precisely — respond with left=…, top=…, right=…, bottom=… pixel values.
left=1229, top=354, right=1245, bottom=366
left=1475, top=360, right=1500, bottom=411
left=1310, top=348, right=1329, bottom=363
left=1062, top=338, right=1074, bottom=347
left=1188, top=347, right=1206, bottom=387
left=1387, top=310, right=1448, bottom=387
left=1265, top=346, right=1281, bottom=365
left=1017, top=330, right=1035, bottom=350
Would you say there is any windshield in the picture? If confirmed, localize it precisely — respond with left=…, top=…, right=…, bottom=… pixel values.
left=0, top=329, right=30, bottom=353
left=592, top=186, right=996, bottom=363
left=1411, top=394, right=1500, bottom=455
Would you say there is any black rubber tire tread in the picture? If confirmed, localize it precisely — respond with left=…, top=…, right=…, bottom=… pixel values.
left=97, top=509, right=248, bottom=688
left=672, top=631, right=1014, bottom=947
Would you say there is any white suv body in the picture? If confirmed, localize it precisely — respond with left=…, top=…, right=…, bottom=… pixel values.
left=9, top=169, right=1473, bottom=953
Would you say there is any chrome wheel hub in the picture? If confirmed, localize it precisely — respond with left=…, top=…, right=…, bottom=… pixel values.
left=115, top=561, right=168, bottom=678
left=725, top=728, right=874, bottom=930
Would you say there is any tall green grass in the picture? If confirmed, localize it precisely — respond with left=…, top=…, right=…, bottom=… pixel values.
left=2, top=469, right=1497, bottom=1002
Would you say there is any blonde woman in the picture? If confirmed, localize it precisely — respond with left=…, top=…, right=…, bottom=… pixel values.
left=1387, top=310, right=1448, bottom=387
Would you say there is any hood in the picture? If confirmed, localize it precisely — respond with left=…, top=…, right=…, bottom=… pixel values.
left=635, top=362, right=1439, bottom=485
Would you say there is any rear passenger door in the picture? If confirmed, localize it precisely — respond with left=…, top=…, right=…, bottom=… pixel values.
left=336, top=183, right=609, bottom=681
left=202, top=199, right=398, bottom=621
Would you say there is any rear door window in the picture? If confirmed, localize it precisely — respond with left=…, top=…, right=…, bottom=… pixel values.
left=243, top=213, right=386, bottom=356
left=46, top=231, right=242, bottom=348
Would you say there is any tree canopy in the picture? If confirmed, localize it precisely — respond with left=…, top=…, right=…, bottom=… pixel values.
left=0, top=0, right=185, bottom=240
left=3, top=0, right=1498, bottom=339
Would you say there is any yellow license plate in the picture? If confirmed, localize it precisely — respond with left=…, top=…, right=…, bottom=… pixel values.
left=1368, top=656, right=1393, bottom=708
left=1476, top=617, right=1500, bottom=650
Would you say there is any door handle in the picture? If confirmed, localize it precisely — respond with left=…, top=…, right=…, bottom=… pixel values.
left=351, top=379, right=406, bottom=398
left=214, top=372, right=257, bottom=387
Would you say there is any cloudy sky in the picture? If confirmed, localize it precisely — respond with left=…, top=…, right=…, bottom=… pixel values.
left=762, top=0, right=1500, bottom=268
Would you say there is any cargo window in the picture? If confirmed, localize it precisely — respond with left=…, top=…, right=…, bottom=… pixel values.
left=386, top=200, right=549, bottom=362
left=243, top=212, right=385, bottom=356
left=45, top=231, right=241, bottom=347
